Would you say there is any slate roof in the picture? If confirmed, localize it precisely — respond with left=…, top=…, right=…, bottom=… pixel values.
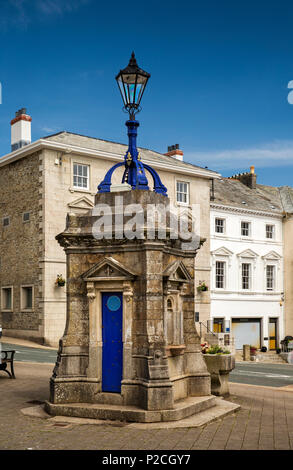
left=279, top=186, right=293, bottom=213
left=43, top=131, right=219, bottom=177
left=212, top=178, right=286, bottom=214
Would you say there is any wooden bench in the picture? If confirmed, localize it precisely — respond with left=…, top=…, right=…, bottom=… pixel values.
left=0, top=350, right=16, bottom=379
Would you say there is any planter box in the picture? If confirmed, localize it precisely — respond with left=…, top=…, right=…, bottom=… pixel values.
left=196, top=290, right=210, bottom=304
left=203, top=354, right=235, bottom=397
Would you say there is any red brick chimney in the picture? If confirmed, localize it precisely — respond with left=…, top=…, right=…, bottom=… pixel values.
left=164, top=144, right=183, bottom=161
left=11, top=108, right=32, bottom=152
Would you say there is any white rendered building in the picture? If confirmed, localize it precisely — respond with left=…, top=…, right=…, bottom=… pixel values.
left=210, top=169, right=284, bottom=350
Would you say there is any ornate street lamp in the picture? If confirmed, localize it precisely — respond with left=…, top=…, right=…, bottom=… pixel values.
left=98, top=53, right=167, bottom=195
left=116, top=52, right=150, bottom=121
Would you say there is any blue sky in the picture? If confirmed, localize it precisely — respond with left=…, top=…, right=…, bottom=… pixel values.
left=0, top=0, right=293, bottom=186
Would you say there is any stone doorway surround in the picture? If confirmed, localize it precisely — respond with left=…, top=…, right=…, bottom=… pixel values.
left=82, top=257, right=136, bottom=401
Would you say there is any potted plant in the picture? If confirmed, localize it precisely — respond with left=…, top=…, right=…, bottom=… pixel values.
left=197, top=281, right=208, bottom=293
left=205, top=345, right=231, bottom=355
left=201, top=341, right=210, bottom=354
left=55, top=274, right=66, bottom=287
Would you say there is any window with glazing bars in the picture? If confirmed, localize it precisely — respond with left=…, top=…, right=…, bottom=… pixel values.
left=215, top=261, right=225, bottom=289
left=73, top=163, right=89, bottom=189
left=176, top=181, right=189, bottom=204
left=242, top=263, right=251, bottom=289
left=266, top=265, right=275, bottom=291
left=266, top=224, right=274, bottom=239
left=215, top=218, right=225, bottom=233
left=241, top=221, right=250, bottom=236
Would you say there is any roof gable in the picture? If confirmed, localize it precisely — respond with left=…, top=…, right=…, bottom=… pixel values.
left=82, top=257, right=137, bottom=281
left=163, top=260, right=191, bottom=282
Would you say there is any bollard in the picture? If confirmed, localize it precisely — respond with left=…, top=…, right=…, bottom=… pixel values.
left=243, top=344, right=250, bottom=361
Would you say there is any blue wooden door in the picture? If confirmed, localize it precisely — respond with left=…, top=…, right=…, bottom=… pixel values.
left=102, top=292, right=123, bottom=393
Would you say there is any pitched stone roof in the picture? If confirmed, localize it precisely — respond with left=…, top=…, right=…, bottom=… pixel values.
left=212, top=178, right=284, bottom=214
left=279, top=186, right=293, bottom=213
left=43, top=131, right=219, bottom=177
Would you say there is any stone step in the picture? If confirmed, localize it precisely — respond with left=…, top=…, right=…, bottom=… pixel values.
left=24, top=398, right=241, bottom=429
left=235, top=352, right=287, bottom=364
left=45, top=395, right=218, bottom=423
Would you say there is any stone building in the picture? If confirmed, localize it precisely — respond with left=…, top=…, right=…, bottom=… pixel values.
left=47, top=190, right=215, bottom=420
left=0, top=110, right=219, bottom=346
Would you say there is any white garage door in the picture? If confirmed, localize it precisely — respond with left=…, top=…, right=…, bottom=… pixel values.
left=232, top=319, right=261, bottom=349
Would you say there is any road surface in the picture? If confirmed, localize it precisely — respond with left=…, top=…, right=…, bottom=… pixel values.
left=1, top=341, right=293, bottom=388
left=0, top=342, right=57, bottom=364
left=230, top=361, right=293, bottom=387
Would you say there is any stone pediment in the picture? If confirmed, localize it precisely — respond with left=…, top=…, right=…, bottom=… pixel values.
left=237, top=249, right=258, bottom=258
left=262, top=250, right=281, bottom=260
left=211, top=247, right=233, bottom=257
left=82, top=257, right=137, bottom=281
left=163, top=260, right=191, bottom=283
left=68, top=196, right=94, bottom=213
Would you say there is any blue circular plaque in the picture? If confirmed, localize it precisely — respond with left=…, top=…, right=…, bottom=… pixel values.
left=107, top=295, right=121, bottom=311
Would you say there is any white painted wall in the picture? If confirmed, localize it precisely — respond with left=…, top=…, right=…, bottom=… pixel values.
left=11, top=119, right=31, bottom=147
left=210, top=205, right=284, bottom=350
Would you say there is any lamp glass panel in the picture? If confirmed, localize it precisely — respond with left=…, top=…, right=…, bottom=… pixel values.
left=118, top=79, right=127, bottom=106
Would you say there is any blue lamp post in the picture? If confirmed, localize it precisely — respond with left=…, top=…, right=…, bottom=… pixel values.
left=98, top=53, right=167, bottom=196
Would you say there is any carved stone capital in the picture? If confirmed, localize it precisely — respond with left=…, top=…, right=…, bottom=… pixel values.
left=123, top=281, right=133, bottom=302
left=86, top=282, right=96, bottom=302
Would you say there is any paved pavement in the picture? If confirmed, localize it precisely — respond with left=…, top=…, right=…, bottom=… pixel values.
left=0, top=361, right=293, bottom=450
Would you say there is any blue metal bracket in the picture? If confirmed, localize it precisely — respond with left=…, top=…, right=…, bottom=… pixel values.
left=97, top=162, right=125, bottom=193
left=142, top=163, right=168, bottom=196
left=98, top=119, right=168, bottom=196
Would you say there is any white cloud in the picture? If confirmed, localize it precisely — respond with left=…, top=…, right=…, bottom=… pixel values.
left=37, top=0, right=89, bottom=16
left=41, top=126, right=55, bottom=133
left=185, top=140, right=293, bottom=171
left=0, top=0, right=90, bottom=31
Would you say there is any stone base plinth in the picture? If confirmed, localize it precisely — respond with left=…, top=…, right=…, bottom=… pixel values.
left=45, top=395, right=217, bottom=423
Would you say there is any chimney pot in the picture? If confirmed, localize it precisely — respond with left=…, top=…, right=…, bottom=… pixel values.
left=11, top=108, right=32, bottom=152
left=164, top=144, right=183, bottom=161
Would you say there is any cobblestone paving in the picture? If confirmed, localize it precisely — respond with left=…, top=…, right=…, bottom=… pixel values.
left=0, top=362, right=293, bottom=450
